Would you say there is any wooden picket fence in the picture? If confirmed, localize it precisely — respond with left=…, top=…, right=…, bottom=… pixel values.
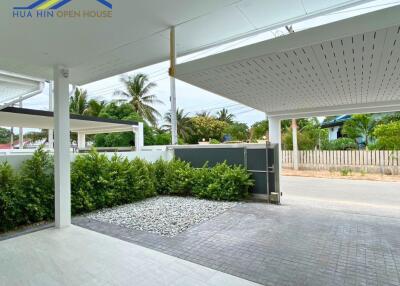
left=282, top=150, right=400, bottom=174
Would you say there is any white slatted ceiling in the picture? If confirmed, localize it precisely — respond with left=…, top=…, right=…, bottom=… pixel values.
left=177, top=24, right=400, bottom=114
left=0, top=81, right=39, bottom=107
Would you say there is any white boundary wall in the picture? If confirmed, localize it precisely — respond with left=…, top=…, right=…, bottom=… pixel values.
left=0, top=146, right=173, bottom=169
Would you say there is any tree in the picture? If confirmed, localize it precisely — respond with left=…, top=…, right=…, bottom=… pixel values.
left=114, top=73, right=162, bottom=125
left=86, top=99, right=106, bottom=117
left=186, top=116, right=228, bottom=143
left=94, top=102, right=166, bottom=147
left=250, top=120, right=268, bottom=141
left=224, top=122, right=249, bottom=141
left=25, top=130, right=48, bottom=143
left=70, top=88, right=89, bottom=115
left=342, top=114, right=376, bottom=146
left=163, top=108, right=192, bottom=142
left=0, top=128, right=13, bottom=144
left=378, top=112, right=400, bottom=124
left=217, top=108, right=234, bottom=123
left=373, top=121, right=400, bottom=150
left=282, top=119, right=328, bottom=150
left=196, top=111, right=212, bottom=118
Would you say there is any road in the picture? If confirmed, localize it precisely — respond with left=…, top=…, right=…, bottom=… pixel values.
left=282, top=175, right=400, bottom=218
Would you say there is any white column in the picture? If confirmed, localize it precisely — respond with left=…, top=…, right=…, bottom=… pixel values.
left=48, top=81, right=54, bottom=149
left=292, top=119, right=299, bottom=170
left=269, top=117, right=281, bottom=146
left=134, top=122, right=144, bottom=151
left=269, top=117, right=282, bottom=174
left=169, top=26, right=178, bottom=145
left=53, top=66, right=71, bottom=228
left=19, top=100, right=24, bottom=149
left=77, top=132, right=86, bottom=150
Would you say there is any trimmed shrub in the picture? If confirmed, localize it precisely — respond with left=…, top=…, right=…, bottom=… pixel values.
left=152, top=159, right=194, bottom=196
left=71, top=150, right=111, bottom=213
left=193, top=162, right=253, bottom=201
left=1, top=149, right=254, bottom=232
left=0, top=162, right=24, bottom=231
left=19, top=147, right=54, bottom=223
left=71, top=150, right=156, bottom=214
left=153, top=159, right=254, bottom=200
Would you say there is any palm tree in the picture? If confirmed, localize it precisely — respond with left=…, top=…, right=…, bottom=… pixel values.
left=196, top=111, right=212, bottom=118
left=70, top=88, right=88, bottom=115
left=217, top=108, right=234, bottom=123
left=342, top=114, right=376, bottom=146
left=114, top=73, right=162, bottom=125
left=86, top=99, right=106, bottom=117
left=163, top=108, right=192, bottom=141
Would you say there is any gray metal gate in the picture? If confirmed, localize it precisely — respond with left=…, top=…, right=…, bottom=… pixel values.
left=172, top=144, right=280, bottom=202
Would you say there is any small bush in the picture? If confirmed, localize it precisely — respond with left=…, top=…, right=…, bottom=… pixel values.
left=340, top=167, right=352, bottom=176
left=71, top=150, right=156, bottom=214
left=19, top=147, right=54, bottom=223
left=163, top=159, right=194, bottom=196
left=322, top=138, right=358, bottom=150
left=1, top=149, right=254, bottom=232
left=0, top=162, right=24, bottom=231
left=193, top=162, right=253, bottom=200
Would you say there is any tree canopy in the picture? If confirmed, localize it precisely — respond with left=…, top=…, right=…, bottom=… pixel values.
left=114, top=73, right=162, bottom=126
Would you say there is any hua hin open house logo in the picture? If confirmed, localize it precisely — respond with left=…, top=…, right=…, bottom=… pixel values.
left=12, top=0, right=113, bottom=18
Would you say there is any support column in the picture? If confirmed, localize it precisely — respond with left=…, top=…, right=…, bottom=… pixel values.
left=53, top=66, right=71, bottom=228
left=48, top=81, right=54, bottom=149
left=292, top=119, right=299, bottom=170
left=77, top=133, right=86, bottom=150
left=19, top=100, right=24, bottom=149
left=134, top=122, right=144, bottom=151
left=269, top=117, right=281, bottom=146
left=169, top=26, right=178, bottom=145
left=269, top=117, right=282, bottom=173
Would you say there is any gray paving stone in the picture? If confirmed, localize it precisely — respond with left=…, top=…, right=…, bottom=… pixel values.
left=74, top=198, right=400, bottom=286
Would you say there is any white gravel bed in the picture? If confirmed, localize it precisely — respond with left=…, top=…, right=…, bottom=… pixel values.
left=87, top=196, right=238, bottom=237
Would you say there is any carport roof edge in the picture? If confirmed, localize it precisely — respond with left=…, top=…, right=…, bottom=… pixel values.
left=0, top=107, right=138, bottom=134
left=175, top=6, right=400, bottom=119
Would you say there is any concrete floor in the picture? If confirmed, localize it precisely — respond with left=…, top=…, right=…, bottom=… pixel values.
left=0, top=225, right=260, bottom=286
left=75, top=176, right=400, bottom=286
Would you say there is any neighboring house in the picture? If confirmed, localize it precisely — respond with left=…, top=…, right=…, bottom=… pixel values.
left=0, top=139, right=32, bottom=150
left=322, top=114, right=384, bottom=145
left=321, top=115, right=351, bottom=141
left=0, top=143, right=12, bottom=149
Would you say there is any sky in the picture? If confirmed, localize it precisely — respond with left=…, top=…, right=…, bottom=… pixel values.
left=20, top=0, right=400, bottom=130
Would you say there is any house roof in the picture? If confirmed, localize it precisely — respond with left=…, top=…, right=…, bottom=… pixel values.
left=0, top=107, right=138, bottom=134
left=0, top=0, right=371, bottom=85
left=320, top=115, right=351, bottom=128
left=175, top=6, right=400, bottom=119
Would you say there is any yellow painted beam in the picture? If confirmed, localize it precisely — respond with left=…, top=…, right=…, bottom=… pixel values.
left=37, top=0, right=60, bottom=10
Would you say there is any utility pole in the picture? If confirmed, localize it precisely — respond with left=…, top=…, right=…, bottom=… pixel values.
left=292, top=119, right=299, bottom=170
left=10, top=127, right=14, bottom=149
left=285, top=25, right=299, bottom=170
left=169, top=26, right=178, bottom=145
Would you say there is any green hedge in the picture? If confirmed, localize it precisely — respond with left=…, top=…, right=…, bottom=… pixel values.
left=0, top=148, right=253, bottom=232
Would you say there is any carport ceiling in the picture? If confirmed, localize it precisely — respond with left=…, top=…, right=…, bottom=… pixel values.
left=0, top=0, right=371, bottom=85
left=175, top=6, right=400, bottom=119
left=0, top=71, right=42, bottom=107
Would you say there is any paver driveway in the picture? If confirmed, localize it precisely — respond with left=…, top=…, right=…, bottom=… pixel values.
left=75, top=176, right=400, bottom=286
